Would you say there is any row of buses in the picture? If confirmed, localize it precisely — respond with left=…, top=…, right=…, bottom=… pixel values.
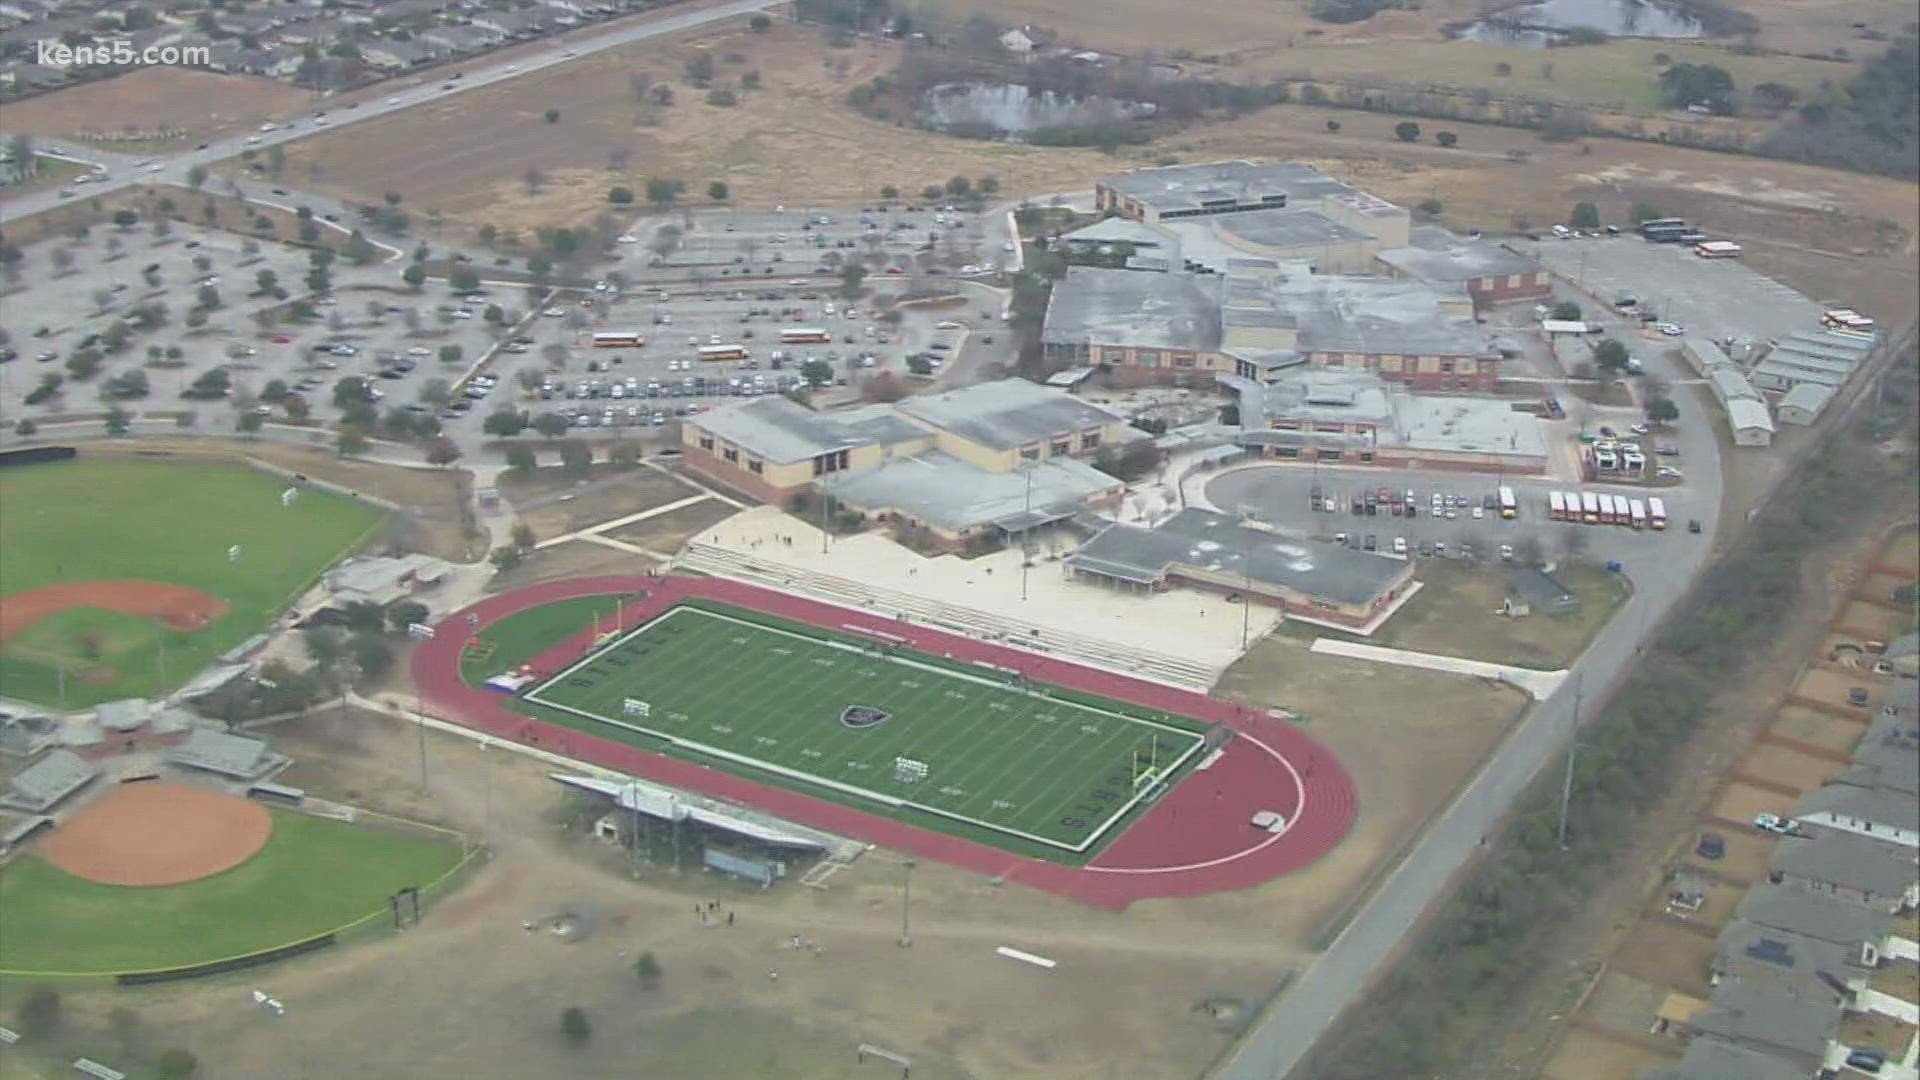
left=1546, top=490, right=1666, bottom=530
left=589, top=327, right=832, bottom=358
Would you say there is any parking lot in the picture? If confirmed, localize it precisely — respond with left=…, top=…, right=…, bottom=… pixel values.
left=1518, top=235, right=1825, bottom=346
left=1207, top=463, right=1707, bottom=569
left=627, top=205, right=1014, bottom=281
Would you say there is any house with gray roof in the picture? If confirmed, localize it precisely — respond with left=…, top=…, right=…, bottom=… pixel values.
left=1712, top=919, right=1870, bottom=1000
left=1066, top=508, right=1415, bottom=629
left=1686, top=981, right=1839, bottom=1071
left=1640, top=1036, right=1818, bottom=1080
left=1735, top=882, right=1898, bottom=950
left=1768, top=830, right=1920, bottom=912
left=1795, top=782, right=1919, bottom=848
left=1375, top=226, right=1550, bottom=308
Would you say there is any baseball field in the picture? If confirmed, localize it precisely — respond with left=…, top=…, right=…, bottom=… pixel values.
left=472, top=597, right=1211, bottom=862
left=0, top=794, right=466, bottom=976
left=0, top=457, right=385, bottom=708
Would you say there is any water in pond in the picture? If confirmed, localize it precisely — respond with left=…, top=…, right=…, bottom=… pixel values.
left=1455, top=0, right=1703, bottom=46
left=921, top=82, right=1155, bottom=136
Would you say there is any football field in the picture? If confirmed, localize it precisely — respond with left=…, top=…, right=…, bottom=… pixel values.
left=519, top=602, right=1209, bottom=856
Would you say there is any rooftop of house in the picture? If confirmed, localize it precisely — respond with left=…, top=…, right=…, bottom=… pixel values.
left=1768, top=829, right=1920, bottom=899
left=1689, top=980, right=1840, bottom=1064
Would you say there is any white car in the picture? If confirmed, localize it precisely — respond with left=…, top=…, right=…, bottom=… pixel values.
left=259, top=122, right=276, bottom=132
left=146, top=163, right=163, bottom=173
left=406, top=346, right=433, bottom=357
left=594, top=281, right=610, bottom=292
left=1471, top=506, right=1485, bottom=520
left=386, top=97, right=401, bottom=105
left=1657, top=323, right=1685, bottom=337
left=617, top=234, right=638, bottom=244
left=1629, top=423, right=1650, bottom=435
left=1498, top=544, right=1515, bottom=561
left=1392, top=537, right=1408, bottom=556
left=1753, top=813, right=1802, bottom=836
left=1657, top=465, right=1683, bottom=479
left=452, top=309, right=474, bottom=319
left=542, top=307, right=566, bottom=317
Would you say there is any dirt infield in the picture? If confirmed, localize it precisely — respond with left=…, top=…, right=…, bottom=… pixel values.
left=39, top=783, right=271, bottom=887
left=0, top=580, right=228, bottom=645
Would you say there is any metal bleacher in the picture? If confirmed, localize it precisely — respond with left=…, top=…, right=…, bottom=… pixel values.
left=676, top=542, right=1220, bottom=691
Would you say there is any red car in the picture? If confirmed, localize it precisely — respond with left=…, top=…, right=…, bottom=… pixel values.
left=271, top=334, right=293, bottom=344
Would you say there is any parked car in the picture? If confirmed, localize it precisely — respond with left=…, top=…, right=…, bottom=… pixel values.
left=1752, top=813, right=1802, bottom=836
left=1695, top=832, right=1725, bottom=860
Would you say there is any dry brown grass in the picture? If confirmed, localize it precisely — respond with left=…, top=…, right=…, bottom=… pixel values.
left=1738, top=742, right=1845, bottom=793
left=279, top=24, right=1114, bottom=237
left=1542, top=1028, right=1678, bottom=1080
left=0, top=67, right=312, bottom=145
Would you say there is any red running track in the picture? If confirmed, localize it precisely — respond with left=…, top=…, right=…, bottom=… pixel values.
left=412, top=575, right=1356, bottom=909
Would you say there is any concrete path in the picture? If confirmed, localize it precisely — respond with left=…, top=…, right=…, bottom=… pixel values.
left=1309, top=639, right=1568, bottom=699
left=532, top=492, right=711, bottom=550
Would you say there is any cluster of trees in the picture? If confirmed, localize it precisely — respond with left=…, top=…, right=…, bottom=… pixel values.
left=1303, top=360, right=1915, bottom=1078
left=1658, top=62, right=1737, bottom=114
left=11, top=990, right=198, bottom=1078
left=1762, top=32, right=1919, bottom=179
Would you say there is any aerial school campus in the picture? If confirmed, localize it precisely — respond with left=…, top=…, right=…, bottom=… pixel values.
left=0, top=0, right=1915, bottom=1076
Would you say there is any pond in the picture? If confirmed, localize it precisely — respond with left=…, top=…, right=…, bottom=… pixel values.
left=920, top=82, right=1155, bottom=137
left=1454, top=0, right=1703, bottom=46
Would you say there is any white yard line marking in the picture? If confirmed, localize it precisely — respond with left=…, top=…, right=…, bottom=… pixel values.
left=996, top=946, right=1057, bottom=969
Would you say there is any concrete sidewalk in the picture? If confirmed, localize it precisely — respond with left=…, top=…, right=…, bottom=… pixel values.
left=1309, top=639, right=1568, bottom=699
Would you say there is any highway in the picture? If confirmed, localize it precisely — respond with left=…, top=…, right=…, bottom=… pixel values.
left=0, top=0, right=775, bottom=225
left=1210, top=335, right=1726, bottom=1079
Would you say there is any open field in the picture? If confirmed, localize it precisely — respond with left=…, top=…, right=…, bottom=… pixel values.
left=1257, top=38, right=1855, bottom=114
left=1609, top=920, right=1715, bottom=996
left=0, top=67, right=312, bottom=147
left=1709, top=781, right=1790, bottom=825
left=1542, top=1027, right=1677, bottom=1080
left=606, top=499, right=736, bottom=552
left=1680, top=819, right=1772, bottom=884
left=497, top=466, right=703, bottom=541
left=498, top=598, right=1209, bottom=859
left=86, top=439, right=478, bottom=563
left=1767, top=704, right=1865, bottom=754
left=1215, top=634, right=1528, bottom=935
left=1738, top=742, right=1844, bottom=793
left=0, top=456, right=384, bottom=706
left=0, top=809, right=463, bottom=974
left=1299, top=561, right=1625, bottom=669
left=278, top=24, right=1114, bottom=236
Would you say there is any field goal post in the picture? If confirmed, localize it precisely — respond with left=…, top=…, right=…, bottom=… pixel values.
left=1131, top=734, right=1166, bottom=791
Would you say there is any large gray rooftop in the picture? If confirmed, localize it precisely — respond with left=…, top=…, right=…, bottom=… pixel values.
left=1067, top=508, right=1408, bottom=606
left=1098, top=160, right=1357, bottom=215
left=1642, top=1036, right=1820, bottom=1080
left=1272, top=267, right=1492, bottom=356
left=1795, top=782, right=1916, bottom=832
left=821, top=452, right=1119, bottom=534
left=1, top=749, right=97, bottom=812
left=1768, top=829, right=1919, bottom=900
left=1041, top=266, right=1222, bottom=351
left=1713, top=920, right=1858, bottom=998
left=695, top=397, right=928, bottom=465
left=1689, top=980, right=1838, bottom=1064
left=1215, top=208, right=1367, bottom=249
left=1733, top=882, right=1893, bottom=947
left=1238, top=371, right=1547, bottom=459
left=894, top=378, right=1124, bottom=452
left=1375, top=226, right=1540, bottom=284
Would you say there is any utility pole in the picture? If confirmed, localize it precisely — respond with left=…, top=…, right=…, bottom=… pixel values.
left=1240, top=504, right=1256, bottom=650
left=1020, top=465, right=1033, bottom=602
left=818, top=488, right=830, bottom=554
left=1556, top=671, right=1584, bottom=848
left=414, top=690, right=430, bottom=796
left=898, top=856, right=914, bottom=948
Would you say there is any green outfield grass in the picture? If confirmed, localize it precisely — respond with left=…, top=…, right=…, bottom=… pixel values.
left=485, top=598, right=1207, bottom=862
left=0, top=810, right=465, bottom=975
left=0, top=458, right=385, bottom=707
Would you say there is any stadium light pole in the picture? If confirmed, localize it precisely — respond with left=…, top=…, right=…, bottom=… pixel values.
left=899, top=855, right=914, bottom=948
left=1020, top=464, right=1034, bottom=603
left=414, top=689, right=430, bottom=797
left=1239, top=504, right=1257, bottom=650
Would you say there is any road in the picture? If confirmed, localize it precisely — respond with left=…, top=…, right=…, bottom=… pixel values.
left=1210, top=332, right=1727, bottom=1079
left=0, top=0, right=775, bottom=224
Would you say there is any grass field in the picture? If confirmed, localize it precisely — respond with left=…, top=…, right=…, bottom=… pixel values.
left=0, top=458, right=384, bottom=707
left=481, top=598, right=1208, bottom=860
left=0, top=810, right=464, bottom=975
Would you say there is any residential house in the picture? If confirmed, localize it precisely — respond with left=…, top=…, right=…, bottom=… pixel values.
left=1686, top=981, right=1839, bottom=1073
left=421, top=24, right=500, bottom=54
left=1641, top=1036, right=1820, bottom=1080
left=362, top=38, right=441, bottom=69
left=1711, top=919, right=1874, bottom=1001
left=1735, top=883, right=1901, bottom=952
left=1795, top=783, right=1919, bottom=848
left=1768, top=830, right=1920, bottom=912
left=471, top=9, right=546, bottom=36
